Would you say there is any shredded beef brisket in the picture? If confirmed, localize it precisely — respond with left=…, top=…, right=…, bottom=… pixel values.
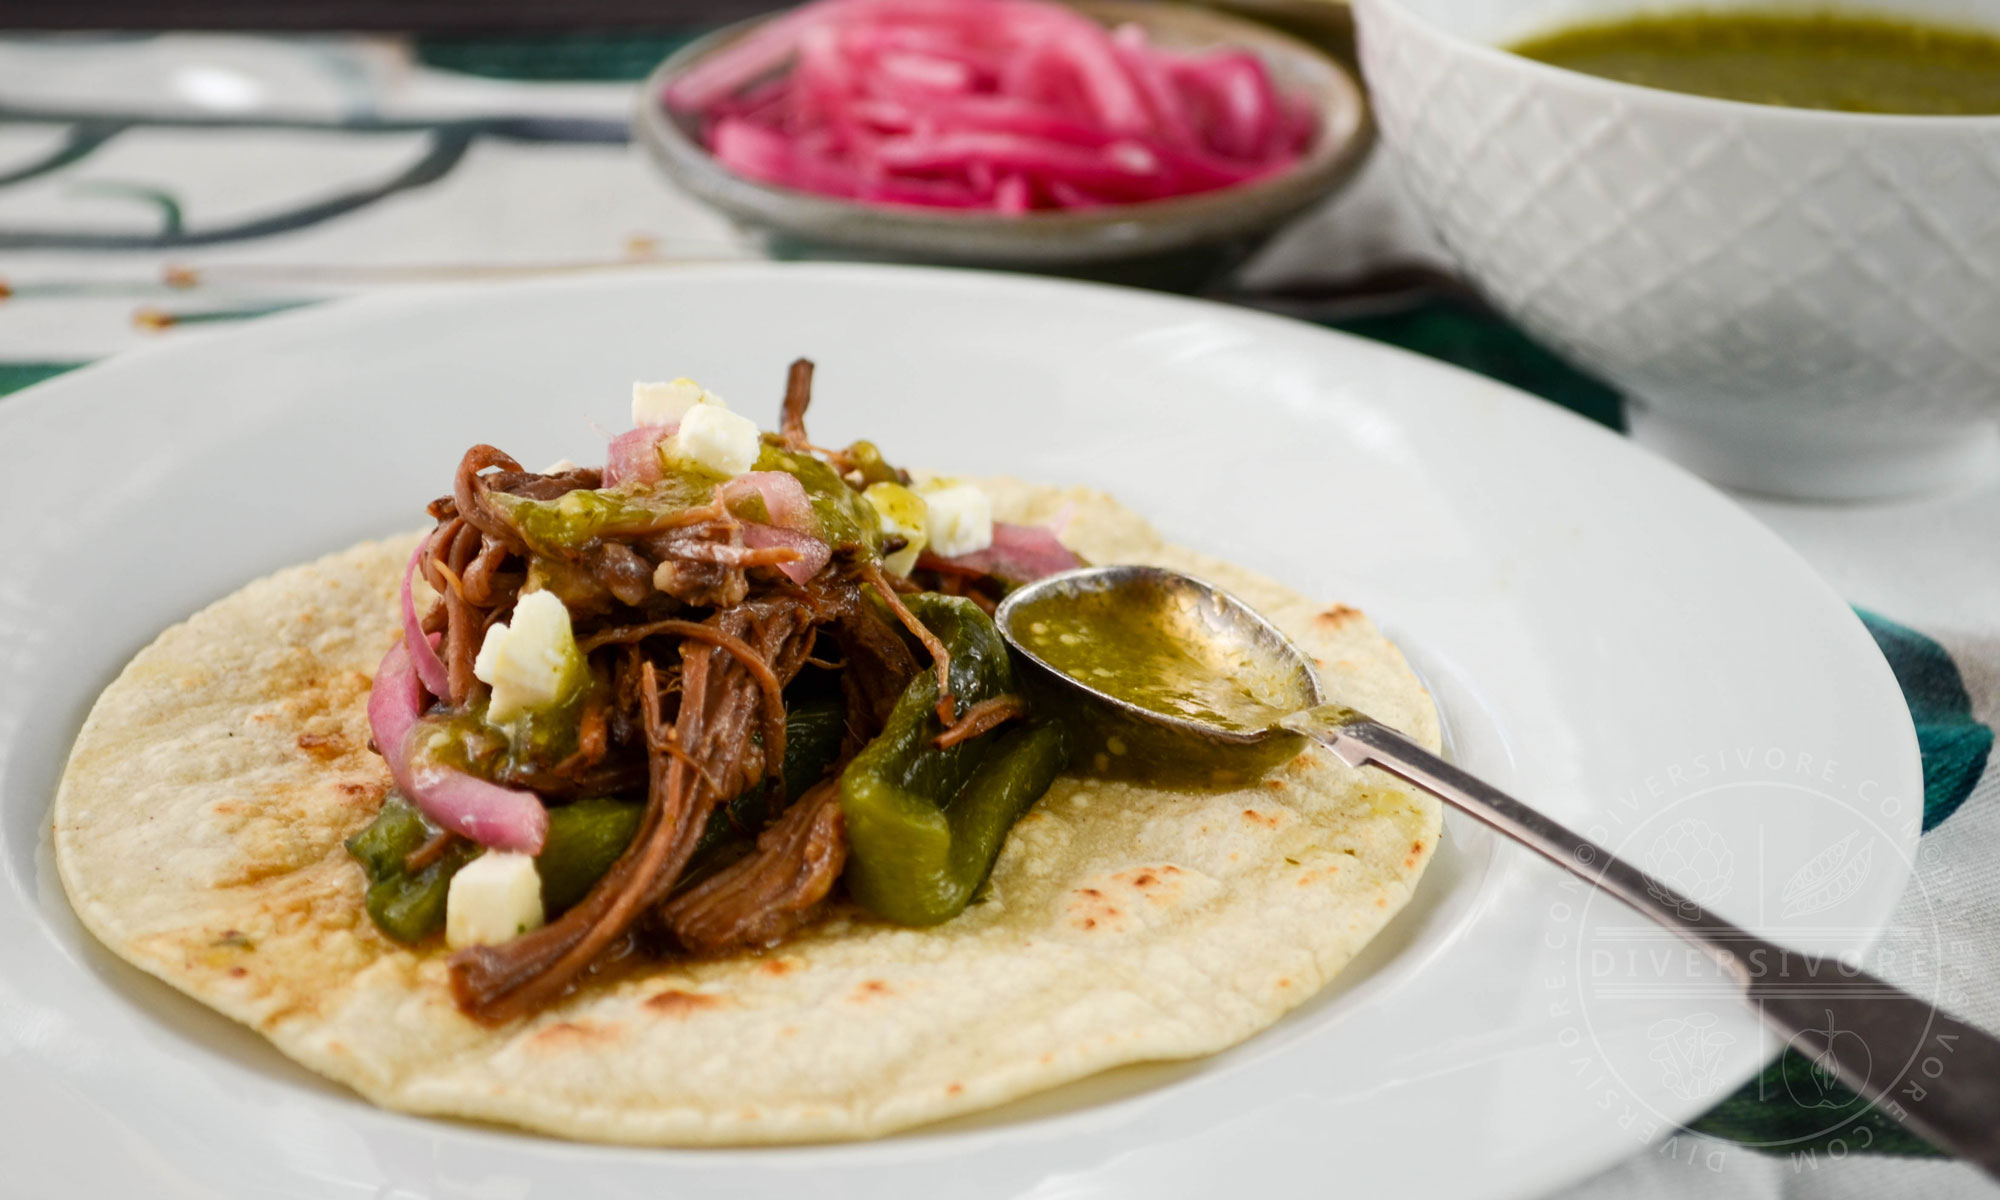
left=408, top=357, right=961, bottom=1022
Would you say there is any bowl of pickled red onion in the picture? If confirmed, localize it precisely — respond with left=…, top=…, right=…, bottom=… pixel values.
left=636, top=0, right=1370, bottom=284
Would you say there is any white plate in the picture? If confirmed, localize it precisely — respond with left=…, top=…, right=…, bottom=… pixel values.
left=0, top=265, right=1921, bottom=1199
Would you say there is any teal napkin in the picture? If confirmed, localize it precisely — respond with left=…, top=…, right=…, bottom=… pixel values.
left=414, top=31, right=702, bottom=82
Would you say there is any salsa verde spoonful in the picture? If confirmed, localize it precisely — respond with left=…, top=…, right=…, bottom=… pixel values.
left=995, top=565, right=2000, bottom=1180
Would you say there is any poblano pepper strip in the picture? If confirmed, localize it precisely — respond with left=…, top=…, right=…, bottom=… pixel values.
left=840, top=594, right=1070, bottom=926
left=535, top=797, right=646, bottom=913
left=487, top=474, right=719, bottom=556
left=344, top=793, right=430, bottom=880
left=344, top=795, right=481, bottom=943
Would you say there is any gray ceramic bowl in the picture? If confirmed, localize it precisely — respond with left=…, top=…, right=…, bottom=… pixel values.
left=636, top=0, right=1371, bottom=287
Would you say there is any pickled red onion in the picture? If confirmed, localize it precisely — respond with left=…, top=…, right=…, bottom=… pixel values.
left=923, top=520, right=1081, bottom=581
left=366, top=640, right=549, bottom=855
left=665, top=0, right=1314, bottom=212
left=368, top=641, right=427, bottom=795
left=718, top=470, right=816, bottom=531
left=742, top=523, right=834, bottom=585
left=401, top=536, right=449, bottom=699
left=603, top=424, right=675, bottom=488
left=715, top=473, right=829, bottom=584
left=404, top=764, right=549, bottom=855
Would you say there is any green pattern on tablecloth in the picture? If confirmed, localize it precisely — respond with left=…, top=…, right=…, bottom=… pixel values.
left=415, top=32, right=702, bottom=82
left=1860, top=609, right=1995, bottom=833
left=0, top=362, right=85, bottom=398
left=1330, top=302, right=1626, bottom=432
left=1687, top=1048, right=1941, bottom=1157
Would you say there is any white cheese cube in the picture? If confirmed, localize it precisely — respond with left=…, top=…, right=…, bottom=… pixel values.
left=541, top=458, right=579, bottom=474
left=472, top=590, right=582, bottom=723
left=632, top=377, right=726, bottom=427
left=670, top=403, right=762, bottom=477
left=920, top=482, right=993, bottom=557
left=863, top=482, right=929, bottom=575
left=446, top=852, right=545, bottom=949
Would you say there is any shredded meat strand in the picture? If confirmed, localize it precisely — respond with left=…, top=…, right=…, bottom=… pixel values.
left=661, top=541, right=801, bottom=568
left=864, top=563, right=956, bottom=724
left=460, top=539, right=512, bottom=607
left=830, top=599, right=920, bottom=742
left=778, top=358, right=814, bottom=451
left=662, top=777, right=847, bottom=954
left=489, top=467, right=602, bottom=499
left=453, top=444, right=529, bottom=555
left=574, top=616, right=790, bottom=797
left=586, top=542, right=653, bottom=606
left=644, top=516, right=753, bottom=608
left=402, top=829, right=459, bottom=874
left=934, top=693, right=1028, bottom=749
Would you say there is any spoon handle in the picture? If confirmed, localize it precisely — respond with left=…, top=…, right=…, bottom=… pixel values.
left=1299, top=708, right=2000, bottom=1178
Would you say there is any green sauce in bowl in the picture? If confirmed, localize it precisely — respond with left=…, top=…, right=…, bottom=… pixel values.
left=1513, top=11, right=2000, bottom=114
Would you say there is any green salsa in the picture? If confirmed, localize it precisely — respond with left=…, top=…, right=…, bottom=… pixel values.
left=404, top=680, right=595, bottom=786
left=1512, top=12, right=2000, bottom=115
left=1006, top=587, right=1294, bottom=733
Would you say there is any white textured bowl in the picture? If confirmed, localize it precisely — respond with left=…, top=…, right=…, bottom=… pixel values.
left=1354, top=0, right=2000, bottom=500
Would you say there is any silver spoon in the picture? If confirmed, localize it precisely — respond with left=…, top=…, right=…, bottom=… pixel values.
left=996, top=564, right=2000, bottom=1178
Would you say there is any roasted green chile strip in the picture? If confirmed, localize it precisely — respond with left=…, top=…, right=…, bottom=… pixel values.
left=344, top=793, right=430, bottom=879
left=487, top=473, right=718, bottom=555
left=492, top=448, right=881, bottom=559
left=534, top=797, right=646, bottom=914
left=345, top=796, right=481, bottom=943
left=779, top=697, right=848, bottom=801
left=840, top=595, right=1069, bottom=926
left=368, top=842, right=480, bottom=943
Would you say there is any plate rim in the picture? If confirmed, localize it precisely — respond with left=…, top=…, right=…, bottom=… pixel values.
left=0, top=261, right=1923, bottom=1197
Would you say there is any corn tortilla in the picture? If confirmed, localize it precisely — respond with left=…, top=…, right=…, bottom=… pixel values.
left=53, top=479, right=1440, bottom=1144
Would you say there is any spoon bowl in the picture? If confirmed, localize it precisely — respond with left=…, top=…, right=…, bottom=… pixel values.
left=995, top=565, right=1322, bottom=784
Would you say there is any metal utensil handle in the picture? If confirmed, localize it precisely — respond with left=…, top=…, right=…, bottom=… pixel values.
left=1306, top=711, right=2000, bottom=1178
